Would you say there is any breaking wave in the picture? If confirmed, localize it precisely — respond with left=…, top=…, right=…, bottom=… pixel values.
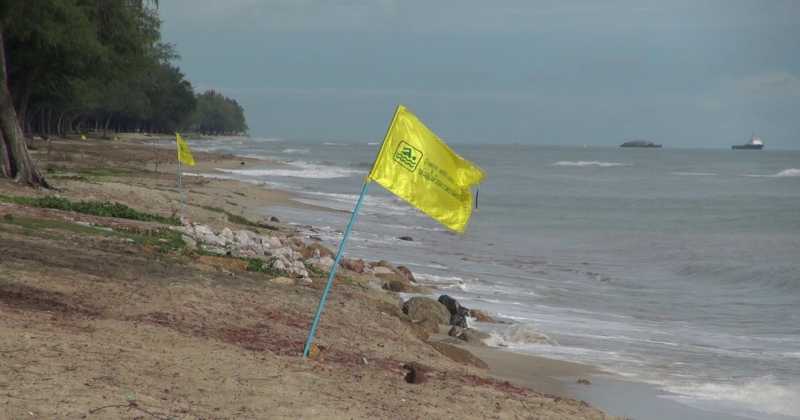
left=553, top=161, right=630, bottom=167
left=745, top=168, right=800, bottom=178
left=664, top=376, right=800, bottom=418
left=217, top=161, right=362, bottom=179
left=281, top=148, right=309, bottom=154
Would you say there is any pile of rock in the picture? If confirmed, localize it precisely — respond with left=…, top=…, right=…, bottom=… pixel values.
left=178, top=223, right=310, bottom=279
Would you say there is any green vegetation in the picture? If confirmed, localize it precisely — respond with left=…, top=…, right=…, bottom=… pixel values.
left=0, top=214, right=185, bottom=253
left=0, top=195, right=179, bottom=225
left=245, top=257, right=288, bottom=277
left=190, top=90, right=248, bottom=135
left=0, top=1, right=248, bottom=186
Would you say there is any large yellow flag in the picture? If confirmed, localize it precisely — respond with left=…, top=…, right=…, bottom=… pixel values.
left=175, top=132, right=196, bottom=166
left=368, top=105, right=484, bottom=233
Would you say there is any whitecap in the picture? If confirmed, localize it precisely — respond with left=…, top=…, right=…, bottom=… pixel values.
left=281, top=148, right=309, bottom=154
left=744, top=168, right=800, bottom=178
left=671, top=172, right=718, bottom=176
left=553, top=161, right=631, bottom=167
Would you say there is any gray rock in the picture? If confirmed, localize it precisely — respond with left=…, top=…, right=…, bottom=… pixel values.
left=402, top=297, right=450, bottom=326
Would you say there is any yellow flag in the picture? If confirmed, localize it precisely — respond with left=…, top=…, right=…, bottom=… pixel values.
left=175, top=132, right=196, bottom=166
left=81, top=134, right=87, bottom=140
left=368, top=105, right=484, bottom=233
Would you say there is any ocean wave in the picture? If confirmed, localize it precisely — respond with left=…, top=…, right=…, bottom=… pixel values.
left=484, top=324, right=558, bottom=347
left=664, top=376, right=800, bottom=417
left=414, top=273, right=468, bottom=290
left=367, top=142, right=379, bottom=146
left=671, top=172, right=718, bottom=176
left=553, top=161, right=631, bottom=167
left=281, top=148, right=309, bottom=154
left=323, top=142, right=349, bottom=146
left=744, top=168, right=800, bottom=178
left=217, top=161, right=363, bottom=179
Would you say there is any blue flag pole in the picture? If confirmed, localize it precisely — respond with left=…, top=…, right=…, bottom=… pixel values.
left=303, top=180, right=371, bottom=358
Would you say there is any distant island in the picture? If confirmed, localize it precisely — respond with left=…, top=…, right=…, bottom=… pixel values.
left=620, top=140, right=662, bottom=148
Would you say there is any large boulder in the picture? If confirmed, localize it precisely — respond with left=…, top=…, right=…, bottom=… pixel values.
left=448, top=326, right=490, bottom=345
left=438, top=295, right=470, bottom=328
left=396, top=266, right=416, bottom=283
left=301, top=242, right=334, bottom=260
left=402, top=297, right=450, bottom=326
left=382, top=278, right=414, bottom=293
left=340, top=258, right=366, bottom=273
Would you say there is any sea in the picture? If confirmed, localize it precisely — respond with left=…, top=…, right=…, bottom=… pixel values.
left=190, top=137, right=800, bottom=420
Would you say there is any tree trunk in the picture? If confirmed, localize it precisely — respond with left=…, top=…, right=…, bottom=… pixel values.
left=0, top=28, right=48, bottom=187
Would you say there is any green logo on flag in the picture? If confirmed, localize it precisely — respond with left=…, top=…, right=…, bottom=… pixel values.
left=393, top=141, right=423, bottom=172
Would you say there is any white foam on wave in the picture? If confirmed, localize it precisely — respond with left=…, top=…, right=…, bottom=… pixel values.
left=744, top=168, right=800, bottom=178
left=484, top=324, right=558, bottom=347
left=323, top=142, right=348, bottom=146
left=217, top=161, right=363, bottom=179
left=414, top=273, right=468, bottom=290
left=367, top=142, right=379, bottom=146
left=663, top=376, right=800, bottom=418
left=671, top=171, right=718, bottom=176
left=281, top=148, right=309, bottom=154
left=553, top=161, right=631, bottom=167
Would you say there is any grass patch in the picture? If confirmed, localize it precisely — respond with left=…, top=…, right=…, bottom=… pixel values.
left=199, top=205, right=225, bottom=214
left=0, top=195, right=179, bottom=225
left=0, top=213, right=185, bottom=253
left=245, top=257, right=288, bottom=277
left=226, top=212, right=260, bottom=228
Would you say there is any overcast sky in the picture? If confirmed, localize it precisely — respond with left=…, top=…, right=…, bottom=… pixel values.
left=161, top=1, right=800, bottom=148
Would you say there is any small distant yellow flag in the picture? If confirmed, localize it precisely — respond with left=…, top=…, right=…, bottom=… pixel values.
left=81, top=134, right=87, bottom=140
left=368, top=105, right=484, bottom=233
left=175, top=132, right=195, bottom=166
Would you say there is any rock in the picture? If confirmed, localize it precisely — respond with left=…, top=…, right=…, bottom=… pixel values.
left=396, top=266, right=416, bottom=283
left=219, top=227, right=235, bottom=244
left=372, top=266, right=394, bottom=275
left=398, top=236, right=414, bottom=241
left=382, top=278, right=413, bottom=293
left=448, top=326, right=465, bottom=338
left=428, top=341, right=488, bottom=369
left=340, top=258, right=366, bottom=273
left=267, top=236, right=282, bottom=249
left=301, top=242, right=334, bottom=260
left=269, top=276, right=295, bottom=285
left=402, top=297, right=450, bottom=326
left=309, top=256, right=334, bottom=273
left=438, top=295, right=470, bottom=328
left=181, top=235, right=197, bottom=251
left=403, top=362, right=429, bottom=384
left=468, top=309, right=497, bottom=324
left=269, top=216, right=280, bottom=223
left=577, top=378, right=592, bottom=385
left=373, top=260, right=397, bottom=271
left=449, top=326, right=490, bottom=345
left=272, top=258, right=287, bottom=272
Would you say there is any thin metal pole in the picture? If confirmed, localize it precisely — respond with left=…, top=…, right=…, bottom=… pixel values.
left=303, top=181, right=371, bottom=358
left=177, top=159, right=185, bottom=217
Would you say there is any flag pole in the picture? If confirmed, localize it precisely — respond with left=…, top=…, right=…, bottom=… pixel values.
left=303, top=180, right=370, bottom=358
left=176, top=149, right=185, bottom=219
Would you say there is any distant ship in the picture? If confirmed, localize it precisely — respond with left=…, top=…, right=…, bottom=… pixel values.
left=620, top=139, right=662, bottom=148
left=732, top=135, right=764, bottom=150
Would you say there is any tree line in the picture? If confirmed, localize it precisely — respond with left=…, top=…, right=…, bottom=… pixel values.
left=0, top=0, right=248, bottom=186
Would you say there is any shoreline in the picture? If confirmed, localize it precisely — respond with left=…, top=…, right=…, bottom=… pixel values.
left=186, top=140, right=788, bottom=420
left=1, top=135, right=617, bottom=419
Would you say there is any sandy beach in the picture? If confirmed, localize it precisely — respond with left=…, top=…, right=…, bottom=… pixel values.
left=0, top=136, right=618, bottom=419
